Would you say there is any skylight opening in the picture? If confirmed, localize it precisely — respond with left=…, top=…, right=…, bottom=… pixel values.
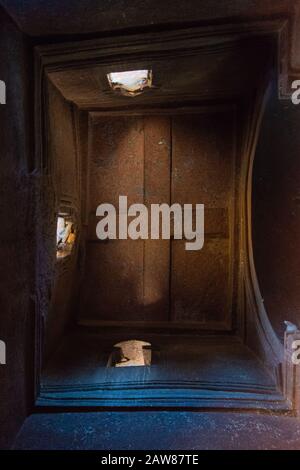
left=107, top=69, right=152, bottom=97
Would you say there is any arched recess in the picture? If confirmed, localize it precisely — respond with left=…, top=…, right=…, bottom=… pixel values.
left=241, top=79, right=300, bottom=413
left=253, top=85, right=300, bottom=338
left=240, top=82, right=282, bottom=367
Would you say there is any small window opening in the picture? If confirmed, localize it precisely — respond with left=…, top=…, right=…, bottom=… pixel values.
left=107, top=70, right=152, bottom=97
left=56, top=212, right=76, bottom=259
left=107, top=340, right=152, bottom=367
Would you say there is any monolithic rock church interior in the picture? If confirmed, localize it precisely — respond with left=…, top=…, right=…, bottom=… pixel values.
left=1, top=1, right=300, bottom=451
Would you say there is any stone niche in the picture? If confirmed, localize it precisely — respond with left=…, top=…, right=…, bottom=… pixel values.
left=32, top=24, right=300, bottom=416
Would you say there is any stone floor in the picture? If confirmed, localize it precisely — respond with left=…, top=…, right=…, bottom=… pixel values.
left=39, top=328, right=285, bottom=409
left=13, top=411, right=300, bottom=450
left=43, top=328, right=275, bottom=389
left=14, top=328, right=300, bottom=450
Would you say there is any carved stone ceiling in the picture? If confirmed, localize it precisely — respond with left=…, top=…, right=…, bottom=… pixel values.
left=1, top=0, right=299, bottom=73
left=1, top=1, right=299, bottom=107
left=0, top=1, right=297, bottom=39
left=46, top=36, right=274, bottom=110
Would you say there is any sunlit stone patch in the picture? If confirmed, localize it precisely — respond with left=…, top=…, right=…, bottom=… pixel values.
left=107, top=340, right=152, bottom=367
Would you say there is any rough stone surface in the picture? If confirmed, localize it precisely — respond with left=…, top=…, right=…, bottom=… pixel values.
left=0, top=1, right=294, bottom=38
left=1, top=0, right=300, bottom=452
left=41, top=83, right=81, bottom=360
left=0, top=7, right=34, bottom=450
left=253, top=84, right=300, bottom=339
left=13, top=411, right=300, bottom=450
left=80, top=113, right=236, bottom=328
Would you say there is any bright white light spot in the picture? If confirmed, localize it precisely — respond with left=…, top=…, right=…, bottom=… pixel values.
left=107, top=70, right=152, bottom=96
